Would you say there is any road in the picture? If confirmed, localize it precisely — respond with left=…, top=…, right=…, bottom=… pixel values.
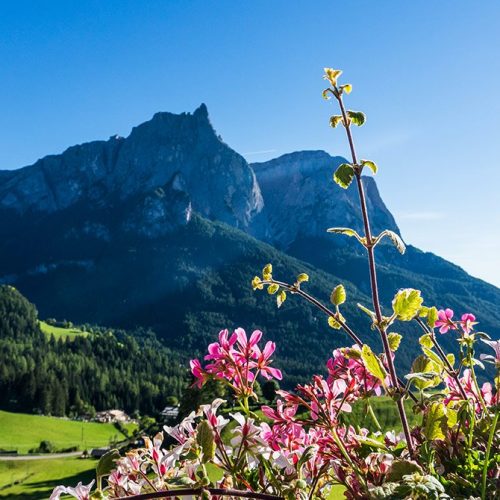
left=0, top=451, right=82, bottom=461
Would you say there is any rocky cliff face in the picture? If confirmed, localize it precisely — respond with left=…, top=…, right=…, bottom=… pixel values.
left=250, top=150, right=399, bottom=249
left=0, top=104, right=263, bottom=231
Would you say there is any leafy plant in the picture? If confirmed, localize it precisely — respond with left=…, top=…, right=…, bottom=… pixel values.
left=51, top=69, right=499, bottom=500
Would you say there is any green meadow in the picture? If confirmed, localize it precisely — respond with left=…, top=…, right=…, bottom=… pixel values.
left=0, top=457, right=96, bottom=499
left=38, top=321, right=88, bottom=341
left=0, top=411, right=134, bottom=454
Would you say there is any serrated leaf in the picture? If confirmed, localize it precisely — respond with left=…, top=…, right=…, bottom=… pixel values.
left=361, top=159, right=378, bottom=174
left=361, top=345, right=387, bottom=383
left=333, top=163, right=355, bottom=189
left=426, top=306, right=438, bottom=329
left=267, top=283, right=279, bottom=295
left=323, top=67, right=342, bottom=86
left=419, top=334, right=434, bottom=349
left=330, top=284, right=346, bottom=306
left=388, top=332, right=402, bottom=352
left=329, top=115, right=343, bottom=128
left=277, top=290, right=286, bottom=308
left=96, top=448, right=120, bottom=483
left=296, top=273, right=309, bottom=284
left=347, top=110, right=366, bottom=126
left=328, top=313, right=344, bottom=330
left=196, top=420, right=216, bottom=462
left=392, top=288, right=423, bottom=321
left=387, top=460, right=423, bottom=482
left=251, top=276, right=264, bottom=290
left=262, top=263, right=272, bottom=280
left=410, top=355, right=441, bottom=390
left=424, top=402, right=447, bottom=441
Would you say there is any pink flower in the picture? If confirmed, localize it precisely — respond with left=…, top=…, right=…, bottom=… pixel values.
left=255, top=341, right=283, bottom=380
left=480, top=338, right=500, bottom=367
left=189, top=358, right=206, bottom=388
left=50, top=481, right=95, bottom=500
left=460, top=313, right=477, bottom=336
left=435, top=308, right=457, bottom=334
left=190, top=328, right=282, bottom=399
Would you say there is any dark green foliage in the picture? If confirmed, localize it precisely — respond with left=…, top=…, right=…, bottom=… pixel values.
left=0, top=285, right=188, bottom=416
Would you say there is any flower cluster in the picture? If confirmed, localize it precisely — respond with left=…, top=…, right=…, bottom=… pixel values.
left=190, top=328, right=282, bottom=399
left=435, top=308, right=477, bottom=336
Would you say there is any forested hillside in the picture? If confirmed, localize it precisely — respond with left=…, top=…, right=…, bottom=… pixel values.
left=0, top=285, right=187, bottom=416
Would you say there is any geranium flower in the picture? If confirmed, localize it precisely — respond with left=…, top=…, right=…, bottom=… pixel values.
left=50, top=481, right=94, bottom=500
left=480, top=338, right=500, bottom=367
left=435, top=308, right=457, bottom=334
left=460, top=313, right=477, bottom=336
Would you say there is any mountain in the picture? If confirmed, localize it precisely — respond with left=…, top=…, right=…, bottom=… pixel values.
left=0, top=106, right=498, bottom=387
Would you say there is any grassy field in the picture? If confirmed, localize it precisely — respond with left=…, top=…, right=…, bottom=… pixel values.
left=0, top=457, right=97, bottom=499
left=349, top=395, right=421, bottom=432
left=39, top=321, right=88, bottom=341
left=0, top=411, right=133, bottom=454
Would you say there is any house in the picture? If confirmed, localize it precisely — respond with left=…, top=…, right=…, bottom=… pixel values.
left=94, top=409, right=131, bottom=423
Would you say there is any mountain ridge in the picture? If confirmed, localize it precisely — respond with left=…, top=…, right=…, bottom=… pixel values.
left=0, top=105, right=498, bottom=382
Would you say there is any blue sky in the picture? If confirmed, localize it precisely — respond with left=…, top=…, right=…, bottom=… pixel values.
left=1, top=0, right=499, bottom=285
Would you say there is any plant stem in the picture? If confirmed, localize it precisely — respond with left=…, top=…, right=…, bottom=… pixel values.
left=481, top=410, right=499, bottom=500
left=336, top=92, right=415, bottom=457
left=366, top=399, right=382, bottom=431
left=415, top=318, right=469, bottom=401
left=261, top=278, right=418, bottom=403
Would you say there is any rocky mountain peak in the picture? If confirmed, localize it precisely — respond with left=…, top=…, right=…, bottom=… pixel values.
left=0, top=105, right=263, bottom=230
left=250, top=150, right=399, bottom=248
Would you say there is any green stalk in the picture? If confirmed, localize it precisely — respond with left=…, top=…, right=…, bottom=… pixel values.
left=481, top=411, right=499, bottom=499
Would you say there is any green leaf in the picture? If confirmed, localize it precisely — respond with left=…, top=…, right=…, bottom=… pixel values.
left=376, top=230, right=406, bottom=254
left=341, top=83, right=352, bottom=94
left=267, top=283, right=279, bottom=295
left=410, top=355, right=441, bottom=390
left=262, top=263, right=272, bottom=280
left=96, top=448, right=120, bottom=486
left=392, top=288, right=423, bottom=321
left=424, top=402, right=447, bottom=441
left=333, top=163, right=355, bottom=189
left=446, top=353, right=455, bottom=367
left=323, top=67, right=342, bottom=86
left=296, top=273, right=309, bottom=284
left=357, top=303, right=376, bottom=321
left=329, top=115, right=343, bottom=128
left=347, top=110, right=366, bottom=126
left=330, top=284, right=346, bottom=306
left=322, top=89, right=332, bottom=100
left=419, top=334, right=434, bottom=349
left=361, top=345, right=387, bottom=383
left=326, top=227, right=364, bottom=245
left=328, top=313, right=345, bottom=330
left=426, top=306, right=438, bottom=329
left=388, top=332, right=402, bottom=352
left=277, top=290, right=286, bottom=308
left=422, top=347, right=445, bottom=368
left=361, top=159, right=378, bottom=174
left=387, top=460, right=423, bottom=482
left=251, top=276, right=263, bottom=290
left=196, top=420, right=216, bottom=462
